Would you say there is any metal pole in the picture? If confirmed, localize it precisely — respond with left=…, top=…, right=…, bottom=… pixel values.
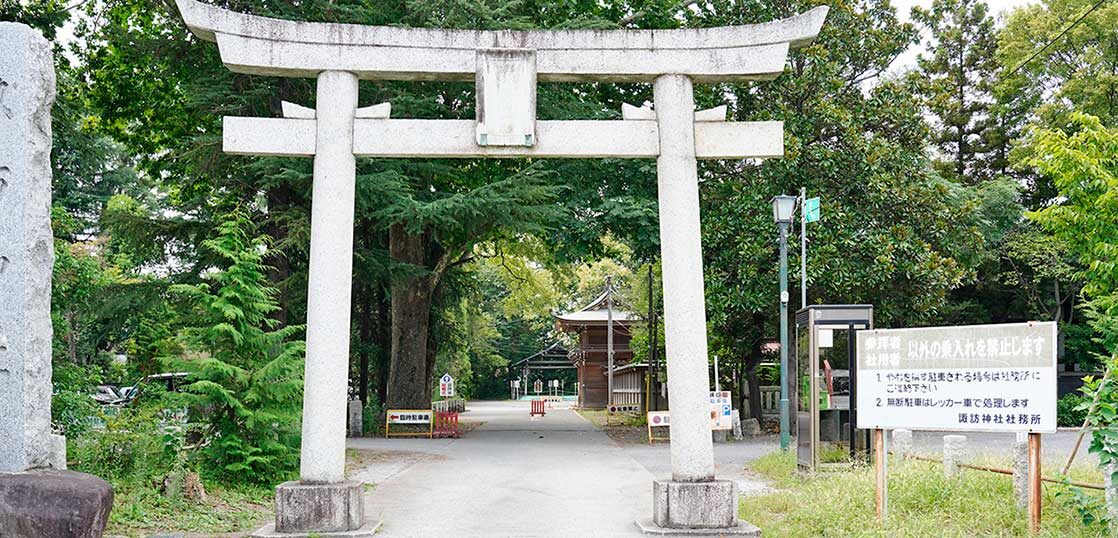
left=875, top=428, right=885, bottom=522
left=607, top=277, right=615, bottom=407
left=800, top=187, right=807, bottom=309
left=779, top=221, right=791, bottom=451
left=714, top=355, right=720, bottom=392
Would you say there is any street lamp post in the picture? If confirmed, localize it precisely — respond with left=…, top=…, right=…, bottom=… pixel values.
left=772, top=194, right=798, bottom=451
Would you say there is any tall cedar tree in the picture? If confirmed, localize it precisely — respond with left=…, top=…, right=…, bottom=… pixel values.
left=171, top=210, right=305, bottom=484
left=911, top=0, right=1002, bottom=185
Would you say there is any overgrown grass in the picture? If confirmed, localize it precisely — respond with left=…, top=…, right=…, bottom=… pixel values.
left=104, top=481, right=272, bottom=537
left=66, top=405, right=275, bottom=537
left=741, top=450, right=1109, bottom=537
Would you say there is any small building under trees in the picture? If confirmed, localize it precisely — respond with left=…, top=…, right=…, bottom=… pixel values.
left=510, top=343, right=574, bottom=397
left=555, top=291, right=645, bottom=409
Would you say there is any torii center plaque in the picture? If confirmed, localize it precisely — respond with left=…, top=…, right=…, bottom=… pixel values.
left=175, top=1, right=827, bottom=534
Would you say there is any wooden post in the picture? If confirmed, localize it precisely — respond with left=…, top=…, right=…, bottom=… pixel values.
left=873, top=429, right=885, bottom=520
left=1028, top=432, right=1041, bottom=534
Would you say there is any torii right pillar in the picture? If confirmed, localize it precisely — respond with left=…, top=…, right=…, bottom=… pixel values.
left=639, top=74, right=757, bottom=535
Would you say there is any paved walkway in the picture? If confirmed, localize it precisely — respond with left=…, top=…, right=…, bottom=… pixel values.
left=349, top=401, right=656, bottom=537
left=346, top=401, right=1097, bottom=537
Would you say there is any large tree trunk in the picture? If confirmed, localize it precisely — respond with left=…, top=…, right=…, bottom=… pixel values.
left=358, top=280, right=372, bottom=406
left=425, top=310, right=439, bottom=397
left=386, top=224, right=435, bottom=409
left=743, top=314, right=766, bottom=421
left=376, top=288, right=390, bottom=404
left=264, top=182, right=294, bottom=326
left=744, top=348, right=763, bottom=422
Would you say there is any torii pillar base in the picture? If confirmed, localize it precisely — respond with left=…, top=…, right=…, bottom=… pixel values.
left=635, top=480, right=761, bottom=536
left=250, top=480, right=381, bottom=538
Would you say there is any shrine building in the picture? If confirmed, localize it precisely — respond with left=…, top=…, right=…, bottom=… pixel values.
left=555, top=290, right=646, bottom=409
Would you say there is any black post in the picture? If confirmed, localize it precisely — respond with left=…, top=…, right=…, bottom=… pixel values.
left=848, top=324, right=857, bottom=459
left=648, top=264, right=658, bottom=411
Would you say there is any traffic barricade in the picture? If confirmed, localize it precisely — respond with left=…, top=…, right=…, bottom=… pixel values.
left=530, top=399, right=546, bottom=417
left=433, top=411, right=460, bottom=438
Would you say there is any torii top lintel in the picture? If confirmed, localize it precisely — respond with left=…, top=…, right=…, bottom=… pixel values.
left=175, top=0, right=827, bottom=83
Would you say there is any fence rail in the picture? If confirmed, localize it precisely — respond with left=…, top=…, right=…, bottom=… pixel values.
left=760, top=386, right=779, bottom=416
left=433, top=399, right=466, bottom=413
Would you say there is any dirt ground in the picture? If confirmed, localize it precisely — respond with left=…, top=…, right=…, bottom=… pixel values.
left=575, top=408, right=655, bottom=445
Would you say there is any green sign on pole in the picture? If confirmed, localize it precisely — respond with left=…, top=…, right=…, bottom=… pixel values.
left=804, top=197, right=821, bottom=223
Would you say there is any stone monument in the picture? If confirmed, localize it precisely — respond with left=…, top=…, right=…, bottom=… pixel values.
left=0, top=21, right=56, bottom=476
left=173, top=1, right=827, bottom=535
left=0, top=22, right=114, bottom=538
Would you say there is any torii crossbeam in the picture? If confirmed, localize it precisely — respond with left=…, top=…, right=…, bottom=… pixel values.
left=175, top=1, right=827, bottom=535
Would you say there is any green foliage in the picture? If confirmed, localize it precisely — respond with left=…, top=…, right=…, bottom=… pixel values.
left=51, top=362, right=103, bottom=438
left=171, top=210, right=305, bottom=484
left=105, top=481, right=272, bottom=537
left=999, top=0, right=1118, bottom=128
left=1054, top=478, right=1107, bottom=528
left=1027, top=114, right=1118, bottom=353
left=1024, top=112, right=1118, bottom=531
left=0, top=0, right=70, bottom=40
left=362, top=394, right=385, bottom=435
left=696, top=0, right=989, bottom=389
left=910, top=0, right=1004, bottom=184
left=69, top=406, right=173, bottom=484
left=1059, top=393, right=1090, bottom=427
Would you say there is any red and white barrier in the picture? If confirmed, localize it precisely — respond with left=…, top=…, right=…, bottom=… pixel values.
left=433, top=411, right=459, bottom=438
left=530, top=399, right=546, bottom=417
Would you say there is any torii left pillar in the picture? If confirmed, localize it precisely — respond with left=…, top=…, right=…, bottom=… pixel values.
left=257, top=70, right=379, bottom=538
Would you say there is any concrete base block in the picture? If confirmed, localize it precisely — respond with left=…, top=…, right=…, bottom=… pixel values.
left=263, top=480, right=367, bottom=535
left=0, top=470, right=114, bottom=538
left=943, top=435, right=967, bottom=478
left=347, top=400, right=364, bottom=437
left=651, top=479, right=744, bottom=530
left=251, top=521, right=381, bottom=538
left=48, top=434, right=68, bottom=470
left=1012, top=432, right=1028, bottom=508
left=635, top=518, right=761, bottom=536
left=892, top=429, right=912, bottom=461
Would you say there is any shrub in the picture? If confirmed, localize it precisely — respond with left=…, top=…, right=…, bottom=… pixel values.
left=1059, top=393, right=1090, bottom=427
left=363, top=394, right=385, bottom=435
left=52, top=361, right=103, bottom=438
left=68, top=405, right=172, bottom=483
left=170, top=210, right=304, bottom=485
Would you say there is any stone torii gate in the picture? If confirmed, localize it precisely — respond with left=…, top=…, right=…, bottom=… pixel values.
left=175, top=1, right=826, bottom=535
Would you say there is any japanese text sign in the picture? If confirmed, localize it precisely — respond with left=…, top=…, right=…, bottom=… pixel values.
left=710, top=391, right=733, bottom=430
left=439, top=373, right=455, bottom=397
left=609, top=403, right=641, bottom=413
left=387, top=410, right=433, bottom=424
left=856, top=322, right=1057, bottom=433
